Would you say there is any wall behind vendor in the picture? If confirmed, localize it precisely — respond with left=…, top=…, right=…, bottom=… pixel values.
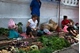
left=0, top=0, right=79, bottom=32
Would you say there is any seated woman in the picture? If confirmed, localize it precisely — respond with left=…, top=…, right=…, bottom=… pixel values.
left=67, top=22, right=78, bottom=37
left=26, top=15, right=38, bottom=38
left=8, top=19, right=19, bottom=39
left=62, top=21, right=79, bottom=44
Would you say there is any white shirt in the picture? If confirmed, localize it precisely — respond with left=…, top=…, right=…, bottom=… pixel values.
left=28, top=19, right=38, bottom=29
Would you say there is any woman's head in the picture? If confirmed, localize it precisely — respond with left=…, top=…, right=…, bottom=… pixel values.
left=32, top=15, right=38, bottom=21
left=69, top=19, right=74, bottom=25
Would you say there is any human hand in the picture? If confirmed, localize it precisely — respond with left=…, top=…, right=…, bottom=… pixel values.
left=32, top=28, right=36, bottom=31
left=36, top=27, right=40, bottom=30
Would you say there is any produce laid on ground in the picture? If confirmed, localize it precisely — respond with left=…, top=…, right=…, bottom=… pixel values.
left=0, top=35, right=71, bottom=53
left=0, top=26, right=78, bottom=53
left=0, top=28, right=9, bottom=36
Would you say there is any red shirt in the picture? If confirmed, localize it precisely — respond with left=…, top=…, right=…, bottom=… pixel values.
left=61, top=19, right=70, bottom=26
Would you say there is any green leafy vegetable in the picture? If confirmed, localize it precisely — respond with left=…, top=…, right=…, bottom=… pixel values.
left=38, top=36, right=70, bottom=52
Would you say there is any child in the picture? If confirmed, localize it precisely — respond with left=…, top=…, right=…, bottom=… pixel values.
left=26, top=15, right=38, bottom=38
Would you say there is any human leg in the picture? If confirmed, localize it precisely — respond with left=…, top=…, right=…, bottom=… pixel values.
left=37, top=16, right=40, bottom=26
left=69, top=30, right=77, bottom=36
left=26, top=26, right=34, bottom=38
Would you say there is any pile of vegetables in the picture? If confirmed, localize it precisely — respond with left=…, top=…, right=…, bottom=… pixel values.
left=0, top=35, right=71, bottom=53
left=37, top=36, right=70, bottom=53
left=0, top=27, right=9, bottom=36
left=20, top=36, right=70, bottom=53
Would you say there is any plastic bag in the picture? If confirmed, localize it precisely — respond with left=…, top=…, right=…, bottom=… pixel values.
left=43, top=29, right=51, bottom=35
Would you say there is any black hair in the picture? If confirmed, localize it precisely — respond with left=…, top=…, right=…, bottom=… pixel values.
left=31, top=14, right=38, bottom=19
left=63, top=16, right=67, bottom=20
left=75, top=23, right=79, bottom=26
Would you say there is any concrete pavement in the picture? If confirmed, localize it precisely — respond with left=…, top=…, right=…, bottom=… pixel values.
left=54, top=43, right=79, bottom=53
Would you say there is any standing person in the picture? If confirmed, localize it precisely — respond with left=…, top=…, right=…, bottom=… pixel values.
left=30, top=0, right=42, bottom=26
left=26, top=15, right=38, bottom=38
left=61, top=16, right=70, bottom=28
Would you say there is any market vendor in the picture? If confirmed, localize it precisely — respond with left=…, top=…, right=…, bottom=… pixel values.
left=61, top=16, right=70, bottom=28
left=8, top=19, right=19, bottom=39
left=26, top=15, right=38, bottom=38
left=67, top=21, right=78, bottom=37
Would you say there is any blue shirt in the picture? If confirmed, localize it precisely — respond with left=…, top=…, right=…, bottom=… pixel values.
left=30, top=0, right=41, bottom=17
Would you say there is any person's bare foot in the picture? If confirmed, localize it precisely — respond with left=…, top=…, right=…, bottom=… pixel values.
left=31, top=35, right=35, bottom=38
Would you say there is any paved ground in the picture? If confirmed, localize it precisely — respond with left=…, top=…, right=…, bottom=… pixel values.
left=0, top=35, right=79, bottom=53
left=54, top=43, right=79, bottom=53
